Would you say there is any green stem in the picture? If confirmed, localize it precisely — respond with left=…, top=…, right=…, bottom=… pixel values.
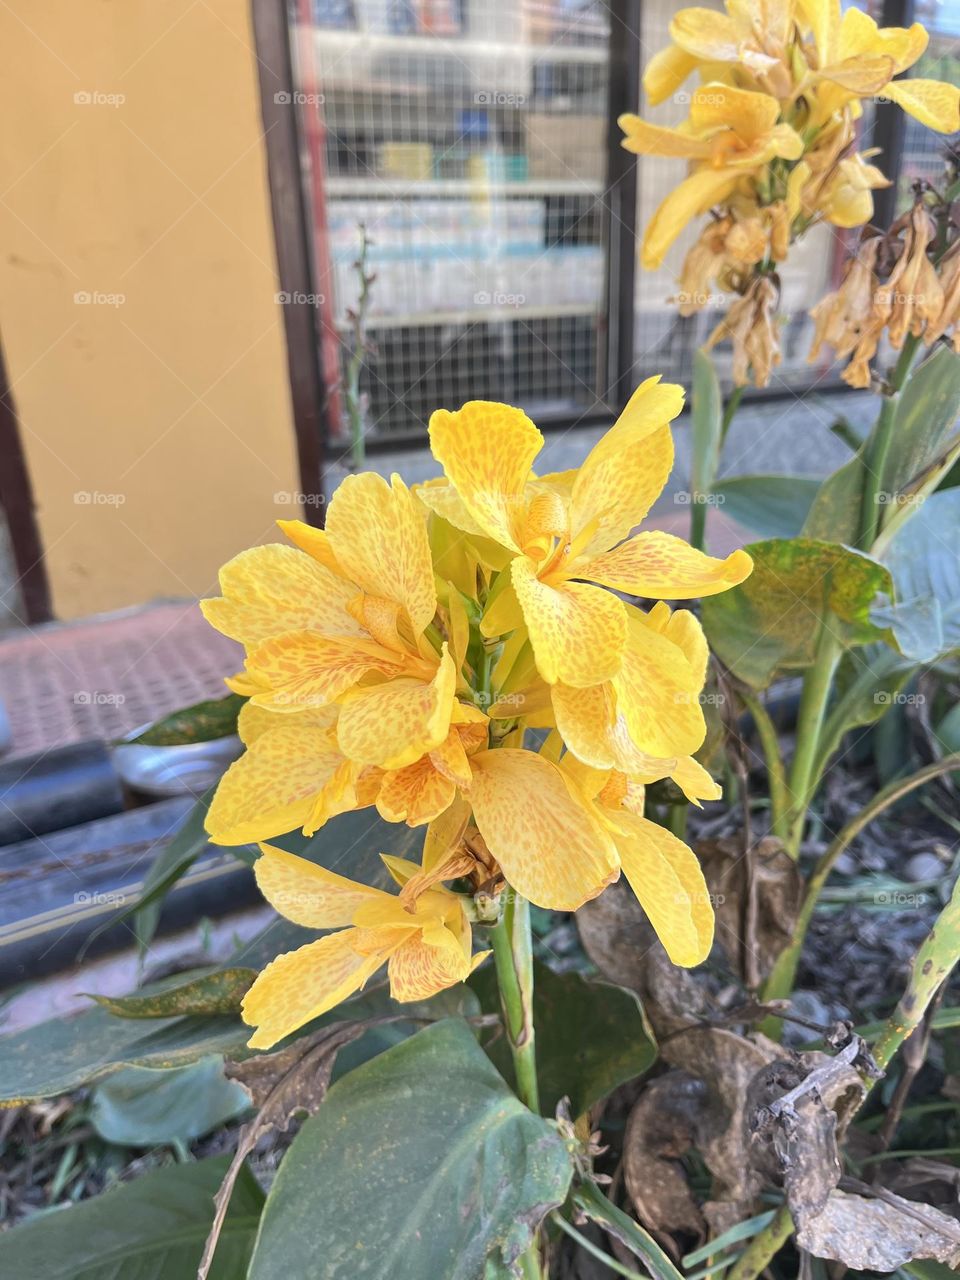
left=662, top=803, right=688, bottom=841
left=738, top=688, right=789, bottom=839
left=857, top=334, right=921, bottom=549
left=490, top=893, right=540, bottom=1114
left=763, top=752, right=960, bottom=1003
left=783, top=629, right=842, bottom=857
left=725, top=1205, right=793, bottom=1280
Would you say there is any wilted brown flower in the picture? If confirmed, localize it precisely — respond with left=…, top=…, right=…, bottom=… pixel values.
left=706, top=275, right=781, bottom=388
left=926, top=243, right=960, bottom=351
left=809, top=234, right=884, bottom=387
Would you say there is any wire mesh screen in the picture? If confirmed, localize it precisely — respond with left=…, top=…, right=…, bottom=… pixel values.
left=289, top=0, right=615, bottom=447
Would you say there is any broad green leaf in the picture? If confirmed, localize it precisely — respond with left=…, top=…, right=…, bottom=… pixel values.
left=701, top=538, right=894, bottom=689
left=247, top=1019, right=573, bottom=1280
left=802, top=449, right=865, bottom=543
left=90, top=1057, right=250, bottom=1146
left=690, top=348, right=723, bottom=500
left=89, top=967, right=255, bottom=1018
left=574, top=1180, right=685, bottom=1280
left=712, top=475, right=822, bottom=539
left=0, top=1006, right=250, bottom=1104
left=0, top=1155, right=263, bottom=1279
left=131, top=693, right=246, bottom=746
left=873, top=488, right=960, bottom=662
left=471, top=962, right=656, bottom=1117
left=879, top=344, right=960, bottom=501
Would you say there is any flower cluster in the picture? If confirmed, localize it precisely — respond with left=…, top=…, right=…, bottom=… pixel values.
left=202, top=380, right=752, bottom=1047
left=620, top=0, right=960, bottom=386
left=810, top=193, right=960, bottom=386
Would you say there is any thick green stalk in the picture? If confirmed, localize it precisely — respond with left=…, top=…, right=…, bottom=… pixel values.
left=763, top=753, right=960, bottom=1002
left=783, top=628, right=842, bottom=857
left=490, top=892, right=540, bottom=1114
left=858, top=334, right=922, bottom=548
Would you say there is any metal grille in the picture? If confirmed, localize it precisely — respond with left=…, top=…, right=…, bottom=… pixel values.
left=894, top=7, right=960, bottom=211
left=290, top=0, right=614, bottom=446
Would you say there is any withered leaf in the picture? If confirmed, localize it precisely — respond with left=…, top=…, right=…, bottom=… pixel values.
left=623, top=1072, right=708, bottom=1247
left=696, top=836, right=803, bottom=986
left=198, top=1016, right=399, bottom=1280
left=796, top=1189, right=960, bottom=1270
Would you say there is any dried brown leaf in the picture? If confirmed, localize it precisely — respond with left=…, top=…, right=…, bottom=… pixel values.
left=622, top=1072, right=708, bottom=1247
left=796, top=1189, right=960, bottom=1269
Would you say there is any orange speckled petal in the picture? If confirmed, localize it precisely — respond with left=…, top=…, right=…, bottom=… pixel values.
left=237, top=701, right=337, bottom=747
left=883, top=77, right=960, bottom=133
left=242, top=932, right=384, bottom=1050
left=254, top=843, right=386, bottom=927
left=205, top=726, right=347, bottom=846
left=277, top=519, right=343, bottom=574
left=201, top=544, right=362, bottom=647
left=422, top=795, right=472, bottom=873
left=512, top=557, right=626, bottom=688
left=570, top=379, right=681, bottom=554
left=387, top=928, right=472, bottom=1002
left=429, top=728, right=473, bottom=788
left=325, top=472, right=437, bottom=636
left=468, top=749, right=619, bottom=911
left=614, top=609, right=705, bottom=759
left=582, top=532, right=753, bottom=600
left=428, top=401, right=543, bottom=551
left=551, top=682, right=618, bottom=769
left=376, top=755, right=457, bottom=826
left=336, top=645, right=457, bottom=770
left=614, top=810, right=714, bottom=966
left=244, top=630, right=403, bottom=713
left=416, top=477, right=491, bottom=540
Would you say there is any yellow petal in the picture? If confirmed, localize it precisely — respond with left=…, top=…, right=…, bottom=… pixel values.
left=689, top=84, right=779, bottom=144
left=254, top=844, right=385, bottom=927
left=201, top=544, right=361, bottom=647
left=512, top=557, right=626, bottom=688
left=796, top=0, right=841, bottom=63
left=277, top=519, right=343, bottom=574
left=376, top=754, right=457, bottom=825
left=336, top=645, right=457, bottom=769
left=467, top=749, right=619, bottom=911
left=570, top=377, right=681, bottom=554
left=325, top=472, right=437, bottom=636
left=669, top=7, right=742, bottom=61
left=243, top=631, right=403, bottom=712
left=428, top=401, right=543, bottom=552
left=613, top=811, right=714, bottom=966
left=205, top=726, right=348, bottom=846
left=641, top=168, right=741, bottom=269
left=551, top=680, right=682, bottom=779
left=618, top=113, right=713, bottom=159
left=387, top=927, right=472, bottom=1002
left=237, top=700, right=337, bottom=747
left=242, top=932, right=383, bottom=1049
left=838, top=7, right=927, bottom=75
left=670, top=755, right=723, bottom=805
left=817, top=53, right=896, bottom=95
left=580, top=532, right=753, bottom=600
left=422, top=794, right=472, bottom=873
left=613, top=608, right=705, bottom=758
left=643, top=43, right=700, bottom=106
left=480, top=571, right=526, bottom=638
left=883, top=78, right=960, bottom=134
left=417, top=477, right=490, bottom=541
left=642, top=601, right=710, bottom=687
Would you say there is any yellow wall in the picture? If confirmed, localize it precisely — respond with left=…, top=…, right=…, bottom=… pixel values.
left=0, top=0, right=301, bottom=618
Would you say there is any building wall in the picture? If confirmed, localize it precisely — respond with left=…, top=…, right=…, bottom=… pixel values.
left=0, top=0, right=301, bottom=619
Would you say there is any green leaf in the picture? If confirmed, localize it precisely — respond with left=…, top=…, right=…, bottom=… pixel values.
left=690, top=348, right=723, bottom=500
left=130, top=694, right=246, bottom=746
left=0, top=1006, right=250, bottom=1104
left=90, top=1057, right=251, bottom=1146
left=574, top=1180, right=685, bottom=1280
left=701, top=538, right=894, bottom=689
left=712, top=475, right=822, bottom=539
left=472, top=962, right=656, bottom=1117
left=804, top=345, right=960, bottom=543
left=247, top=1019, right=573, bottom=1280
left=0, top=1155, right=263, bottom=1279
left=88, top=967, right=256, bottom=1018
left=873, top=487, right=960, bottom=662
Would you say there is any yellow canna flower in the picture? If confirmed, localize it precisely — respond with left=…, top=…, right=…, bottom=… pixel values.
left=619, top=84, right=804, bottom=268
left=202, top=472, right=458, bottom=779
left=240, top=846, right=489, bottom=1048
left=422, top=379, right=751, bottom=692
